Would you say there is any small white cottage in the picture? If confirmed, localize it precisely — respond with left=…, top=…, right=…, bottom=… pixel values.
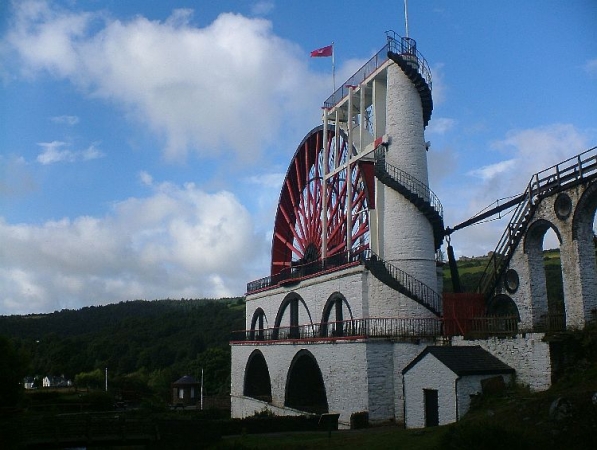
left=402, top=346, right=514, bottom=428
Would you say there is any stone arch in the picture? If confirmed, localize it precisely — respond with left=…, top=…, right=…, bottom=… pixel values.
left=572, top=180, right=597, bottom=241
left=523, top=219, right=565, bottom=329
left=273, top=293, right=314, bottom=340
left=249, top=308, right=268, bottom=340
left=320, top=292, right=354, bottom=337
left=243, top=350, right=272, bottom=403
left=569, top=181, right=597, bottom=327
left=284, top=349, right=328, bottom=414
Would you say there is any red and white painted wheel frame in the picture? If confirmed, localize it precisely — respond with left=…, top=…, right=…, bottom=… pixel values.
left=271, top=125, right=374, bottom=276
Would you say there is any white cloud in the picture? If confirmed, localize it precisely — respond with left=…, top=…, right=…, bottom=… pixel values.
left=138, top=170, right=153, bottom=186
left=36, top=141, right=69, bottom=164
left=453, top=124, right=591, bottom=206
left=245, top=172, right=284, bottom=190
left=490, top=124, right=589, bottom=172
left=50, top=115, right=79, bottom=125
left=426, top=117, right=455, bottom=135
left=5, top=1, right=327, bottom=162
left=251, top=1, right=275, bottom=16
left=468, top=159, right=517, bottom=181
left=441, top=124, right=593, bottom=257
left=430, top=63, right=446, bottom=105
left=0, top=181, right=267, bottom=315
left=585, top=58, right=597, bottom=77
left=0, top=155, right=36, bottom=197
left=80, top=144, right=103, bottom=161
left=36, top=141, right=104, bottom=164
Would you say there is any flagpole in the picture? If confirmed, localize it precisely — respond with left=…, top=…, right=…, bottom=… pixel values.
left=200, top=367, right=204, bottom=410
left=404, top=0, right=409, bottom=38
left=332, top=42, right=336, bottom=93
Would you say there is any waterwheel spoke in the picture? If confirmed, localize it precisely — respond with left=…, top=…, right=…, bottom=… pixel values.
left=271, top=126, right=371, bottom=275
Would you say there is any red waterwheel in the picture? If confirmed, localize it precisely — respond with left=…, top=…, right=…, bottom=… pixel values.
left=271, top=125, right=375, bottom=276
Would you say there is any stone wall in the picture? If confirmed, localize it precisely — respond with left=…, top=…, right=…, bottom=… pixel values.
left=244, top=265, right=438, bottom=335
left=456, top=373, right=512, bottom=420
left=502, top=183, right=597, bottom=330
left=231, top=340, right=369, bottom=427
left=231, top=338, right=434, bottom=427
left=452, top=334, right=551, bottom=392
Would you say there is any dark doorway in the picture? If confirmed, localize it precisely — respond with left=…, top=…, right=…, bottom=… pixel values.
left=285, top=351, right=328, bottom=414
left=424, top=389, right=439, bottom=427
left=244, top=351, right=272, bottom=403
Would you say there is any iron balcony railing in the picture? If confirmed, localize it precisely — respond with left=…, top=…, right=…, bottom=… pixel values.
left=538, top=313, right=566, bottom=333
left=323, top=45, right=388, bottom=109
left=467, top=315, right=519, bottom=338
left=248, top=248, right=442, bottom=316
left=231, top=317, right=443, bottom=342
left=374, top=146, right=444, bottom=218
left=363, top=250, right=443, bottom=315
left=477, top=145, right=597, bottom=297
left=323, top=31, right=432, bottom=109
left=385, top=31, right=432, bottom=90
left=247, top=250, right=364, bottom=294
left=231, top=315, right=582, bottom=343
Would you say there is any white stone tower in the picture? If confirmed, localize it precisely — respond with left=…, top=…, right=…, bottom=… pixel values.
left=380, top=35, right=438, bottom=291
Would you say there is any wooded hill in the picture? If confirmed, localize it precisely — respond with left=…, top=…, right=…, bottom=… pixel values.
left=0, top=298, right=245, bottom=398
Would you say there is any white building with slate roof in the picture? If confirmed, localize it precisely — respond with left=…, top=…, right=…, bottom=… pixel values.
left=402, top=346, right=514, bottom=428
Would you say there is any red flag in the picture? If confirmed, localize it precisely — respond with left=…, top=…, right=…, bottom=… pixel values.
left=310, top=44, right=333, bottom=57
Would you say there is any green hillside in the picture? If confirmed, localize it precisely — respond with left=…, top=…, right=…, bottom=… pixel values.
left=0, top=298, right=245, bottom=399
left=442, top=249, right=563, bottom=304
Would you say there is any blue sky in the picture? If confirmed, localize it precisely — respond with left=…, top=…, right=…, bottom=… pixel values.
left=1, top=0, right=596, bottom=315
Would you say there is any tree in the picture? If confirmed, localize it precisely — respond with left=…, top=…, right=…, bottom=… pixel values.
left=0, top=335, right=29, bottom=407
left=75, top=368, right=104, bottom=389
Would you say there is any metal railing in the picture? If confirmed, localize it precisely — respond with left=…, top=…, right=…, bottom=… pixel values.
left=247, top=250, right=364, bottom=294
left=232, top=313, right=583, bottom=343
left=477, top=145, right=597, bottom=297
left=374, top=146, right=444, bottom=218
left=386, top=31, right=432, bottom=90
left=363, top=250, right=443, bottom=315
left=476, top=189, right=533, bottom=297
left=231, top=317, right=442, bottom=342
left=538, top=313, right=566, bottom=332
left=248, top=249, right=441, bottom=316
left=323, top=31, right=432, bottom=109
left=529, top=145, right=597, bottom=194
left=467, top=315, right=519, bottom=337
left=323, top=45, right=389, bottom=109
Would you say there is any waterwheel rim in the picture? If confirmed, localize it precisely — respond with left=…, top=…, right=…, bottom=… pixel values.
left=271, top=125, right=373, bottom=276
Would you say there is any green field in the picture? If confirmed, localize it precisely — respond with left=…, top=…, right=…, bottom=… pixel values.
left=442, top=249, right=563, bottom=298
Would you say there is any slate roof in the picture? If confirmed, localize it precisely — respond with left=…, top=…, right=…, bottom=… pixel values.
left=402, top=346, right=514, bottom=376
left=172, top=375, right=199, bottom=385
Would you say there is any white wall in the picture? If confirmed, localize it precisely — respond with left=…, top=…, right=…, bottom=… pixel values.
left=231, top=338, right=433, bottom=427
left=231, top=341, right=370, bottom=427
left=452, top=334, right=551, bottom=392
left=382, top=62, right=437, bottom=290
left=403, top=354, right=457, bottom=428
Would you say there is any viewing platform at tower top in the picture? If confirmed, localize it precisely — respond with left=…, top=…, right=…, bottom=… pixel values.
left=323, top=31, right=432, bottom=109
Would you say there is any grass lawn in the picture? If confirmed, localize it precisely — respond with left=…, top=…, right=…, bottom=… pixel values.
left=213, top=424, right=445, bottom=449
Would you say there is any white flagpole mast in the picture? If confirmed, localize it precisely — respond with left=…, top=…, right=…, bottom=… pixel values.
left=404, top=0, right=409, bottom=38
left=332, top=42, right=336, bottom=93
